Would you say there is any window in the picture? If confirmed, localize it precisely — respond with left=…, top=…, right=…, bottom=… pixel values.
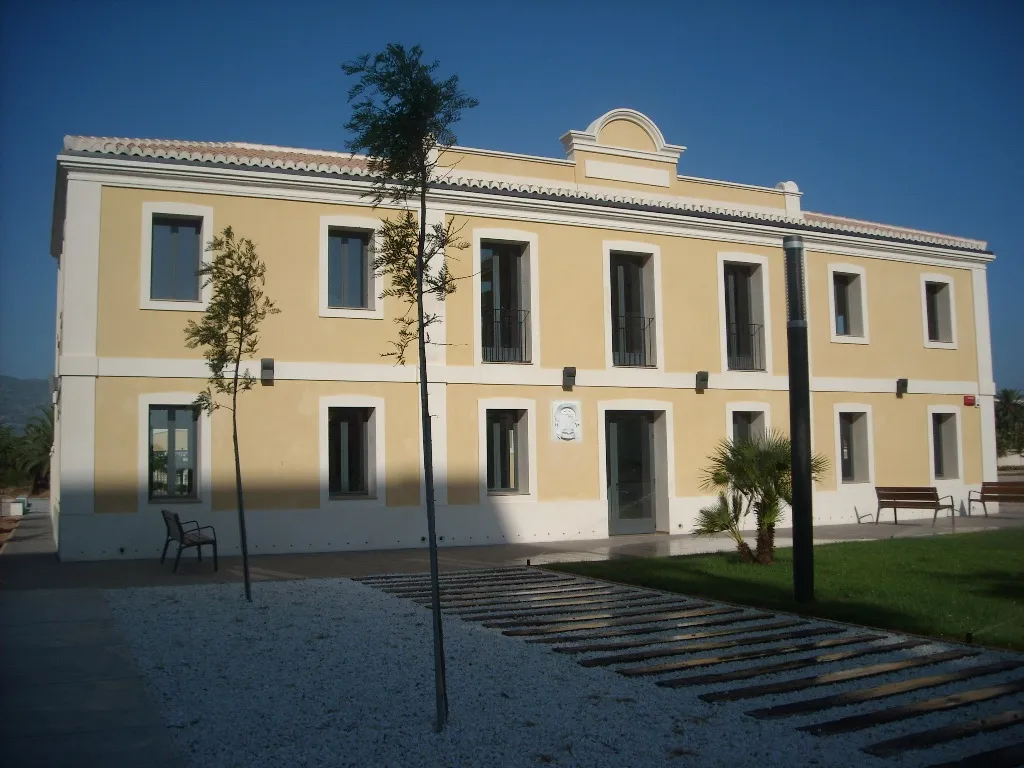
left=832, top=271, right=865, bottom=338
left=838, top=412, right=870, bottom=483
left=610, top=252, right=655, bottom=367
left=328, top=407, right=372, bottom=496
left=148, top=406, right=198, bottom=500
left=327, top=229, right=370, bottom=309
left=486, top=409, right=527, bottom=493
left=481, top=241, right=530, bottom=362
left=150, top=216, right=202, bottom=302
left=722, top=261, right=766, bottom=371
left=931, top=412, right=960, bottom=480
left=732, top=411, right=766, bottom=443
left=924, top=281, right=953, bottom=344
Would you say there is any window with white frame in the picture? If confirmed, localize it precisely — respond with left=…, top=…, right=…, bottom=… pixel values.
left=720, top=257, right=768, bottom=371
left=829, top=266, right=867, bottom=341
left=150, top=216, right=202, bottom=302
left=328, top=407, right=373, bottom=497
left=327, top=229, right=371, bottom=310
left=924, top=280, right=954, bottom=344
left=486, top=409, right=528, bottom=494
left=732, top=411, right=766, bottom=443
left=481, top=241, right=530, bottom=363
left=610, top=251, right=656, bottom=367
left=148, top=405, right=198, bottom=501
left=838, top=411, right=870, bottom=483
left=931, top=412, right=960, bottom=480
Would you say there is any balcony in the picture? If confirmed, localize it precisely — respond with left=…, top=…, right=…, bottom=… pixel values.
left=482, top=308, right=530, bottom=363
left=726, top=322, right=765, bottom=371
left=612, top=314, right=655, bottom=367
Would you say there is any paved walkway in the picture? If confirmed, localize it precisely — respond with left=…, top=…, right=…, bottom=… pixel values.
left=2, top=507, right=1023, bottom=591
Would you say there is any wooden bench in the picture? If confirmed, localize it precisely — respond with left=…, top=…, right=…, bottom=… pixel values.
left=160, top=510, right=217, bottom=572
left=968, top=481, right=1024, bottom=517
left=875, top=487, right=954, bottom=527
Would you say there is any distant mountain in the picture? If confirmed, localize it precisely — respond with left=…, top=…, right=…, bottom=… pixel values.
left=0, top=376, right=50, bottom=433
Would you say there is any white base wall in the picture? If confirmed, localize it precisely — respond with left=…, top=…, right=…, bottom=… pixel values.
left=56, top=481, right=986, bottom=561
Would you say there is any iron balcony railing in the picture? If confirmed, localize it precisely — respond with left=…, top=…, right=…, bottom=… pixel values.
left=726, top=322, right=766, bottom=371
left=612, top=314, right=655, bottom=367
left=482, top=308, right=531, bottom=363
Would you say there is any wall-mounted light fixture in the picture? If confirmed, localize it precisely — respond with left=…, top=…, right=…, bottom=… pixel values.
left=261, top=358, right=275, bottom=386
left=695, top=370, right=709, bottom=394
left=896, top=378, right=909, bottom=398
left=562, top=366, right=576, bottom=391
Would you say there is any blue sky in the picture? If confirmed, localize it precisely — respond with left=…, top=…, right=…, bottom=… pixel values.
left=1, top=0, right=1021, bottom=386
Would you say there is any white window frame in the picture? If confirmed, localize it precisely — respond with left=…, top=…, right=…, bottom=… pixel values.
left=472, top=229, right=541, bottom=367
left=319, top=395, right=385, bottom=509
left=602, top=240, right=665, bottom=371
left=827, top=263, right=870, bottom=344
left=832, top=403, right=875, bottom=488
left=724, top=401, right=772, bottom=441
left=920, top=273, right=957, bottom=350
left=927, top=405, right=964, bottom=484
left=478, top=398, right=537, bottom=503
left=137, top=392, right=212, bottom=513
left=140, top=202, right=214, bottom=311
left=319, top=215, right=384, bottom=319
left=717, top=252, right=774, bottom=374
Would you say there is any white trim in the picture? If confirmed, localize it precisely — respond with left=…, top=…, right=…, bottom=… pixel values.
left=137, top=392, right=212, bottom=514
left=561, top=108, right=686, bottom=163
left=979, top=395, right=998, bottom=482
left=927, top=405, right=964, bottom=485
left=139, top=202, right=214, bottom=311
left=971, top=267, right=998, bottom=482
left=57, top=376, right=96, bottom=519
left=920, top=272, right=958, bottom=349
left=60, top=180, right=101, bottom=357
left=812, top=377, right=978, bottom=396
left=716, top=251, right=774, bottom=375
left=318, top=214, right=384, bottom=319
left=422, top=207, right=447, bottom=365
left=724, top=401, right=772, bottom=439
left=318, top=394, right=386, bottom=509
left=826, top=263, right=870, bottom=344
left=832, top=403, right=876, bottom=489
left=477, top=398, right=538, bottom=504
left=585, top=160, right=670, bottom=187
left=602, top=240, right=665, bottom=371
left=471, top=228, right=541, bottom=368
left=60, top=161, right=992, bottom=267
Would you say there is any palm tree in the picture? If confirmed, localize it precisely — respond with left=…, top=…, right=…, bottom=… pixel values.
left=18, top=406, right=53, bottom=495
left=694, top=430, right=829, bottom=564
left=995, top=388, right=1024, bottom=457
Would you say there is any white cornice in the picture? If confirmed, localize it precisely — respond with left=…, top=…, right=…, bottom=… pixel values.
left=561, top=108, right=686, bottom=164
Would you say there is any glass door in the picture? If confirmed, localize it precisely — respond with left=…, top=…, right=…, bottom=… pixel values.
left=606, top=411, right=656, bottom=535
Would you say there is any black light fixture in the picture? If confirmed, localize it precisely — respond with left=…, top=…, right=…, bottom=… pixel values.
left=261, top=358, right=275, bottom=386
left=695, top=370, right=709, bottom=393
left=896, top=378, right=909, bottom=398
left=562, top=366, right=576, bottom=391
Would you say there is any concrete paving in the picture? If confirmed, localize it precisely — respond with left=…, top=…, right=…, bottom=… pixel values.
left=0, top=588, right=183, bottom=768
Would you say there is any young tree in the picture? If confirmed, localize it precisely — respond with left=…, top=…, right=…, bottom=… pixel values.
left=18, top=406, right=54, bottom=494
left=342, top=43, right=477, bottom=732
left=185, top=227, right=278, bottom=602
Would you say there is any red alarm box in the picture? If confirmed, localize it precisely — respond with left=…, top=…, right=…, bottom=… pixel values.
left=964, top=395, right=976, bottom=407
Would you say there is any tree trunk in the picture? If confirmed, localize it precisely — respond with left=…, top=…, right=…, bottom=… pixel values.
left=417, top=173, right=448, bottom=732
left=736, top=540, right=756, bottom=563
left=754, top=507, right=775, bottom=564
left=232, top=357, right=252, bottom=602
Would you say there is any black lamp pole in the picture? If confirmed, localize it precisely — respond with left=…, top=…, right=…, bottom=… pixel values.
left=783, top=235, right=815, bottom=603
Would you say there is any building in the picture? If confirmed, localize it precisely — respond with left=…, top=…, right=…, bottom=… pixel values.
left=48, top=108, right=997, bottom=561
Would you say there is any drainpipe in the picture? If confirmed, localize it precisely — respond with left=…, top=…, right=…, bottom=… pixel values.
left=784, top=235, right=814, bottom=603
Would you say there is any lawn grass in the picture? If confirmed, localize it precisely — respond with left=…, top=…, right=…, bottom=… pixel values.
left=547, top=529, right=1024, bottom=651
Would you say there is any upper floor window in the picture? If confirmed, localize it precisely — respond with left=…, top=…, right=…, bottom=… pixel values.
left=828, top=264, right=868, bottom=343
left=150, top=216, right=202, bottom=302
left=327, top=229, right=370, bottom=309
left=610, top=251, right=656, bottom=367
left=481, top=241, right=530, bottom=363
left=723, top=261, right=766, bottom=371
left=923, top=279, right=954, bottom=346
left=148, top=405, right=198, bottom=501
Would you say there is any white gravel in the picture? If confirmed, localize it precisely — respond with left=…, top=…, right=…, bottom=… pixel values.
left=106, top=578, right=1023, bottom=768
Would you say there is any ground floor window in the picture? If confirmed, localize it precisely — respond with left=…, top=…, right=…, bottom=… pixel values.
left=486, top=409, right=527, bottom=493
left=731, top=410, right=766, bottom=443
left=148, top=405, right=198, bottom=500
left=931, top=412, right=960, bottom=480
left=838, top=411, right=870, bottom=483
left=329, top=407, right=372, bottom=496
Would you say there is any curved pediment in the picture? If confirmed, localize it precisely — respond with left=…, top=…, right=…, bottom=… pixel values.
left=561, top=108, right=685, bottom=163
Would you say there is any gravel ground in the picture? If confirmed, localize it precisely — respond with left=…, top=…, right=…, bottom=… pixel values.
left=107, top=578, right=1022, bottom=768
